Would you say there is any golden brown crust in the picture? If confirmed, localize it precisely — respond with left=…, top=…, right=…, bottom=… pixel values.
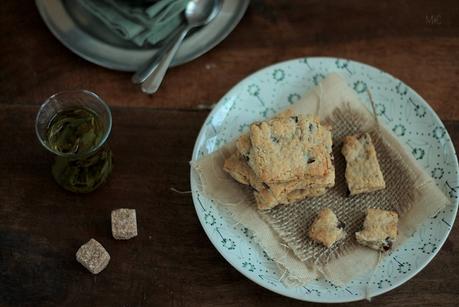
left=223, top=151, right=252, bottom=186
left=236, top=110, right=296, bottom=160
left=235, top=134, right=252, bottom=159
left=342, top=133, right=385, bottom=195
left=254, top=187, right=327, bottom=210
left=355, top=208, right=398, bottom=251
left=223, top=150, right=334, bottom=209
left=223, top=110, right=335, bottom=209
left=308, top=208, right=346, bottom=248
left=248, top=114, right=333, bottom=183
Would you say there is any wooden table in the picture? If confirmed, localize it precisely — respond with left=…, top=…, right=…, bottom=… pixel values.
left=1, top=1, right=458, bottom=306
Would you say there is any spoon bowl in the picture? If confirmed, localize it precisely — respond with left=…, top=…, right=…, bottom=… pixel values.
left=185, top=0, right=220, bottom=26
left=132, top=0, right=221, bottom=89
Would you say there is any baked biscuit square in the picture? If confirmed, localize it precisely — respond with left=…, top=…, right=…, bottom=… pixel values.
left=342, top=133, right=385, bottom=195
left=255, top=186, right=327, bottom=210
left=224, top=151, right=334, bottom=209
left=247, top=114, right=333, bottom=183
left=223, top=111, right=335, bottom=209
left=355, top=208, right=398, bottom=251
left=308, top=208, right=346, bottom=248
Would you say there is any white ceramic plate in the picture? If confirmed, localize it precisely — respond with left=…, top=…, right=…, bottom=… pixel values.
left=190, top=57, right=458, bottom=302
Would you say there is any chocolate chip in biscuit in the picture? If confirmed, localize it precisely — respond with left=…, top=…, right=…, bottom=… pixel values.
left=382, top=237, right=393, bottom=251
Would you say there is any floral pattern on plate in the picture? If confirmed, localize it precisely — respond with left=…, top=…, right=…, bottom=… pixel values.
left=190, top=57, right=458, bottom=302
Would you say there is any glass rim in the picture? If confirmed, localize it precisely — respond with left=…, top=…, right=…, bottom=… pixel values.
left=35, top=89, right=112, bottom=158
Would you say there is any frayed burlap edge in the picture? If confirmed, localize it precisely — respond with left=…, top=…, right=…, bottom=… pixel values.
left=190, top=73, right=450, bottom=295
left=191, top=147, right=318, bottom=286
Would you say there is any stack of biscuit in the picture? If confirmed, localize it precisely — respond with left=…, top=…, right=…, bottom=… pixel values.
left=224, top=110, right=335, bottom=209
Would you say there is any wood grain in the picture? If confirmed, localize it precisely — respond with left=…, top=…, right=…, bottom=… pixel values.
left=0, top=0, right=458, bottom=306
left=0, top=1, right=458, bottom=118
left=0, top=106, right=458, bottom=306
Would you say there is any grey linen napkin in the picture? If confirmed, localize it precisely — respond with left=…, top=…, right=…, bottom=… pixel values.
left=79, top=0, right=187, bottom=46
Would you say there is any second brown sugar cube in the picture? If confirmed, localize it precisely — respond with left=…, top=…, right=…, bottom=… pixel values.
left=111, top=208, right=138, bottom=240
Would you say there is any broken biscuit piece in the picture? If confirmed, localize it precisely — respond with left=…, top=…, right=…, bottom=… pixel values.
left=308, top=208, right=346, bottom=248
left=355, top=208, right=398, bottom=252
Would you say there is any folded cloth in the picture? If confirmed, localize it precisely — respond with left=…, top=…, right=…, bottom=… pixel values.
left=79, top=0, right=187, bottom=46
left=191, top=73, right=450, bottom=292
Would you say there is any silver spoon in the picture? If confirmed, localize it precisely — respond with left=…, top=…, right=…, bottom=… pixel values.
left=132, top=0, right=221, bottom=94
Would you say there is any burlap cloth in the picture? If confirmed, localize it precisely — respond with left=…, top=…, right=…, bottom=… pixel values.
left=191, top=73, right=450, bottom=292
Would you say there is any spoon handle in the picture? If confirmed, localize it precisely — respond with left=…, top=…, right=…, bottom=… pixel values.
left=131, top=25, right=185, bottom=85
left=141, top=26, right=190, bottom=94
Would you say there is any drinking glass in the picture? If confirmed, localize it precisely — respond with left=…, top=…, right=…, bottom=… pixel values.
left=35, top=90, right=113, bottom=193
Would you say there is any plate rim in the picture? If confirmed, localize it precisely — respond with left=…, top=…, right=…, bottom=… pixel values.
left=35, top=0, right=249, bottom=71
left=190, top=56, right=459, bottom=302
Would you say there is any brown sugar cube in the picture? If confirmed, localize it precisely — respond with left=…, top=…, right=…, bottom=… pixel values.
left=111, top=208, right=138, bottom=240
left=76, top=239, right=110, bottom=274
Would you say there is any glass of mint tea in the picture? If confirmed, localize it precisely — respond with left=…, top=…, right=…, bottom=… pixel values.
left=35, top=90, right=113, bottom=193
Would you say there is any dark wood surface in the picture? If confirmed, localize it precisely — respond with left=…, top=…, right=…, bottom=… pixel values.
left=1, top=0, right=458, bottom=306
